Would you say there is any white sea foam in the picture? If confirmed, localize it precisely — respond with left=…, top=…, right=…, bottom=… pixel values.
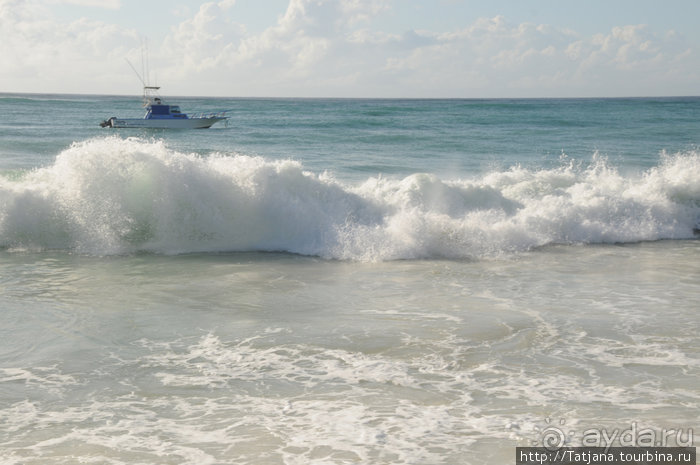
left=0, top=366, right=78, bottom=395
left=2, top=326, right=695, bottom=464
left=0, top=137, right=698, bottom=260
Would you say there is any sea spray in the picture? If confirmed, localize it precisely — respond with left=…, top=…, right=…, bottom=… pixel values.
left=0, top=137, right=698, bottom=260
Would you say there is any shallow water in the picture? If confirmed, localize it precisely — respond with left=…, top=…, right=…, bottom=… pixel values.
left=0, top=95, right=698, bottom=464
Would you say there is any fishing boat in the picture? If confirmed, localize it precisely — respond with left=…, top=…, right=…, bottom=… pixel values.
left=100, top=86, right=228, bottom=129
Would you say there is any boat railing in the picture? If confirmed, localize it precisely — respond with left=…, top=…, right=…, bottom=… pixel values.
left=190, top=111, right=229, bottom=119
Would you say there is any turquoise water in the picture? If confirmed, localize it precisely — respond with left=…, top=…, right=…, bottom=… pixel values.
left=0, top=94, right=698, bottom=464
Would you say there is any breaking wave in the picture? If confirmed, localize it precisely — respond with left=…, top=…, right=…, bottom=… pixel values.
left=1, top=137, right=698, bottom=260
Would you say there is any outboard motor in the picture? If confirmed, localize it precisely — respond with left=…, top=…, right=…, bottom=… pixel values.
left=100, top=117, right=116, bottom=128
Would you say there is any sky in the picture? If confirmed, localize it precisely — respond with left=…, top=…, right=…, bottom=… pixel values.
left=1, top=0, right=699, bottom=98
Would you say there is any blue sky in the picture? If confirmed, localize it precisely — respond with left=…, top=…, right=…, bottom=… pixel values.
left=1, top=0, right=699, bottom=97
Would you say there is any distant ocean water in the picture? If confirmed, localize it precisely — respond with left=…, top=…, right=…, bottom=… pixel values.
left=0, top=94, right=698, bottom=464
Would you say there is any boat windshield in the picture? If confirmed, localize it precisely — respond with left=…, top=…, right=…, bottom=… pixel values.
left=150, top=105, right=170, bottom=115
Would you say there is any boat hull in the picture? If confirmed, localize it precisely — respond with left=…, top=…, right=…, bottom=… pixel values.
left=104, top=116, right=226, bottom=129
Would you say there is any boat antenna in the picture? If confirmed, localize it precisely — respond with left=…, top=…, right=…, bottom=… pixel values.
left=125, top=57, right=146, bottom=87
left=125, top=38, right=153, bottom=88
left=142, top=37, right=151, bottom=87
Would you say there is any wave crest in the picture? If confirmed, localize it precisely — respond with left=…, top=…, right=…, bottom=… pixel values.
left=1, top=137, right=698, bottom=260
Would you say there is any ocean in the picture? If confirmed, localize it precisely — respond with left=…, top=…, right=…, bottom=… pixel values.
left=0, top=94, right=698, bottom=464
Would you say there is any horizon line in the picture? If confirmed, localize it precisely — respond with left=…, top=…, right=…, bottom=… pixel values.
left=2, top=91, right=699, bottom=101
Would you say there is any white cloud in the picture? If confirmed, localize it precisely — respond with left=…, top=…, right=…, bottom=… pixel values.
left=0, top=0, right=139, bottom=93
left=158, top=0, right=392, bottom=94
left=48, top=0, right=122, bottom=9
left=1, top=0, right=698, bottom=97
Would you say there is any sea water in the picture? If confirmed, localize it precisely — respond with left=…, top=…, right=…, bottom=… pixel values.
left=0, top=94, right=698, bottom=464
